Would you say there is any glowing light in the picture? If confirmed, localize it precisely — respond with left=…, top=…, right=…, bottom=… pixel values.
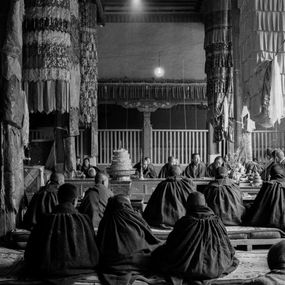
left=154, top=66, right=165, bottom=78
left=131, top=0, right=143, bottom=12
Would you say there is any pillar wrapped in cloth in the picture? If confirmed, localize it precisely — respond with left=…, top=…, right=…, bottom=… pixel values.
left=204, top=0, right=234, bottom=142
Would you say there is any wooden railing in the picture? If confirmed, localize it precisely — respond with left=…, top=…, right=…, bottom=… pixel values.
left=152, top=129, right=208, bottom=164
left=252, top=130, right=285, bottom=161
left=98, top=129, right=142, bottom=164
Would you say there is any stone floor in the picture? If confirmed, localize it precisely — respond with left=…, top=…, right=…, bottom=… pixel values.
left=0, top=247, right=269, bottom=284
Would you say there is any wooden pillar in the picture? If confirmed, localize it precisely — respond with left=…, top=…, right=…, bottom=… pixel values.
left=54, top=111, right=65, bottom=172
left=90, top=122, right=98, bottom=165
left=207, top=122, right=219, bottom=163
left=232, top=0, right=243, bottom=151
left=142, top=112, right=152, bottom=159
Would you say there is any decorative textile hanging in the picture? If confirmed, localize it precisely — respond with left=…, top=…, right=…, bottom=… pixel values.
left=79, top=0, right=99, bottom=125
left=204, top=0, right=234, bottom=142
left=23, top=0, right=72, bottom=113
left=1, top=0, right=25, bottom=229
left=239, top=0, right=285, bottom=126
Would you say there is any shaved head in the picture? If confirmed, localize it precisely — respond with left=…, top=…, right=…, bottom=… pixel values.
left=95, top=172, right=109, bottom=187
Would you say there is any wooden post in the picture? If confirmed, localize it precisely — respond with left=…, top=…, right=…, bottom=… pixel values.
left=54, top=111, right=65, bottom=172
left=232, top=0, right=243, bottom=151
left=207, top=122, right=219, bottom=163
left=142, top=111, right=152, bottom=159
left=90, top=122, right=98, bottom=166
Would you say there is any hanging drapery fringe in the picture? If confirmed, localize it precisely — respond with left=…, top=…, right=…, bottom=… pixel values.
left=204, top=0, right=234, bottom=142
left=23, top=0, right=72, bottom=113
left=98, top=81, right=207, bottom=103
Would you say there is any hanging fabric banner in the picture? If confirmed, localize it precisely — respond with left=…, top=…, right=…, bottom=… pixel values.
left=204, top=0, right=234, bottom=142
left=23, top=0, right=72, bottom=113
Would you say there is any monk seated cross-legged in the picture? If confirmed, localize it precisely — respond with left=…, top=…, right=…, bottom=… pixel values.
left=24, top=183, right=99, bottom=283
left=158, top=156, right=176, bottom=178
left=244, top=164, right=285, bottom=231
left=97, top=194, right=161, bottom=285
left=183, top=153, right=207, bottom=178
left=79, top=172, right=113, bottom=227
left=203, top=166, right=245, bottom=226
left=143, top=165, right=196, bottom=228
left=151, top=192, right=239, bottom=284
left=23, top=172, right=65, bottom=230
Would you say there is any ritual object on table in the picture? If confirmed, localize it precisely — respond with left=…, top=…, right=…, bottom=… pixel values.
left=252, top=172, right=263, bottom=187
left=107, top=149, right=135, bottom=181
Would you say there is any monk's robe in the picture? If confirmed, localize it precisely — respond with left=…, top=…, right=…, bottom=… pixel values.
left=134, top=162, right=157, bottom=178
left=79, top=183, right=113, bottom=227
left=203, top=178, right=245, bottom=225
left=23, top=182, right=59, bottom=230
left=97, top=195, right=161, bottom=285
left=244, top=165, right=285, bottom=230
left=206, top=162, right=218, bottom=177
left=151, top=204, right=238, bottom=283
left=183, top=162, right=207, bottom=178
left=260, top=160, right=275, bottom=181
left=143, top=177, right=196, bottom=227
left=158, top=163, right=172, bottom=178
left=24, top=202, right=99, bottom=281
left=246, top=241, right=285, bottom=285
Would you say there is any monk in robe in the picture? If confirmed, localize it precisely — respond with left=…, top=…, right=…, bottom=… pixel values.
left=183, top=153, right=207, bottom=178
left=134, top=157, right=157, bottom=178
left=246, top=241, right=285, bottom=284
left=97, top=194, right=161, bottom=285
left=206, top=156, right=224, bottom=177
left=143, top=165, right=196, bottom=228
left=261, top=149, right=276, bottom=181
left=203, top=167, right=245, bottom=225
left=151, top=192, right=238, bottom=284
left=24, top=183, right=99, bottom=283
left=81, top=157, right=101, bottom=178
left=244, top=164, right=285, bottom=231
left=23, top=172, right=64, bottom=230
left=158, top=156, right=176, bottom=178
left=275, top=149, right=285, bottom=168
left=79, top=172, right=113, bottom=227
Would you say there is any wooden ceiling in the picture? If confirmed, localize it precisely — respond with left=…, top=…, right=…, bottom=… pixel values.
left=103, top=0, right=204, bottom=22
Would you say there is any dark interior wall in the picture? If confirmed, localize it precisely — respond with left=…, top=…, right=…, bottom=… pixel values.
left=98, top=104, right=207, bottom=129
left=97, top=22, right=206, bottom=80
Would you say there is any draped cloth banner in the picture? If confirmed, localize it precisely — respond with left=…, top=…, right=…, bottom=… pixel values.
left=239, top=0, right=285, bottom=127
left=79, top=0, right=99, bottom=125
left=204, top=0, right=234, bottom=142
left=23, top=0, right=73, bottom=114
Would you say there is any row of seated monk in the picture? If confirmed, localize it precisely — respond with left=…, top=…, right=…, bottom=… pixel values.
left=75, top=148, right=285, bottom=180
left=19, top=163, right=285, bottom=284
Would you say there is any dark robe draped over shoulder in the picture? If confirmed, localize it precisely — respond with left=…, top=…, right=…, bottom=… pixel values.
left=24, top=202, right=99, bottom=282
left=97, top=195, right=161, bottom=285
left=143, top=177, right=196, bottom=227
left=23, top=183, right=59, bottom=230
left=151, top=205, right=238, bottom=284
left=183, top=163, right=207, bottom=178
left=203, top=178, right=245, bottom=225
left=243, top=180, right=285, bottom=230
left=79, top=184, right=113, bottom=227
left=158, top=163, right=172, bottom=178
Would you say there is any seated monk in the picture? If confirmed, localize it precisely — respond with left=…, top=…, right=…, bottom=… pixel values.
left=244, top=164, right=285, bottom=230
left=134, top=157, right=157, bottom=178
left=203, top=167, right=245, bottom=225
left=207, top=156, right=224, bottom=177
left=151, top=192, right=239, bottom=283
left=97, top=194, right=161, bottom=285
left=260, top=149, right=276, bottom=181
left=158, top=156, right=176, bottom=178
left=24, top=183, right=99, bottom=281
left=79, top=172, right=113, bottom=227
left=23, top=172, right=64, bottom=230
left=81, top=157, right=101, bottom=178
left=275, top=149, right=285, bottom=168
left=246, top=240, right=285, bottom=285
left=183, top=153, right=207, bottom=178
left=143, top=165, right=196, bottom=228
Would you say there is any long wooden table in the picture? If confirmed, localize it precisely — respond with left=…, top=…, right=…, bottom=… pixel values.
left=66, top=178, right=260, bottom=202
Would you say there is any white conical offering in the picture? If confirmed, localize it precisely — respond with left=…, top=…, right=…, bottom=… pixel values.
left=107, top=149, right=135, bottom=181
